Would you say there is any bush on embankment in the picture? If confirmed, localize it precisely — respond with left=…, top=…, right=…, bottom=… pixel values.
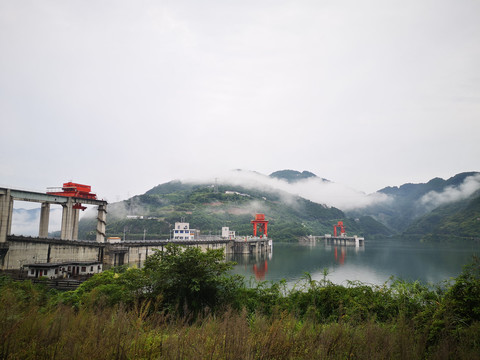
left=0, top=248, right=479, bottom=359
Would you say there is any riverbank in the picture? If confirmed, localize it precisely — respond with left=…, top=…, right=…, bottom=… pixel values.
left=1, top=245, right=479, bottom=359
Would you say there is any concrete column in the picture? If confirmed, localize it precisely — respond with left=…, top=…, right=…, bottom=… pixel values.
left=0, top=190, right=13, bottom=243
left=39, top=202, right=50, bottom=238
left=60, top=198, right=74, bottom=240
left=71, top=208, right=80, bottom=240
left=6, top=197, right=13, bottom=236
left=96, top=204, right=107, bottom=243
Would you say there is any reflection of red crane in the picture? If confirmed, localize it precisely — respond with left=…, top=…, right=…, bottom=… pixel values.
left=47, top=182, right=97, bottom=211
left=251, top=213, right=268, bottom=237
left=253, top=260, right=268, bottom=280
left=333, top=221, right=346, bottom=237
left=334, top=247, right=346, bottom=264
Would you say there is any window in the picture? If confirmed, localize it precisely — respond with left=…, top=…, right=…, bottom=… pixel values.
left=98, top=265, right=101, bottom=270
left=81, top=266, right=86, bottom=272
left=55, top=269, right=58, bottom=274
left=30, top=269, right=34, bottom=275
left=68, top=266, right=71, bottom=271
left=90, top=266, right=93, bottom=271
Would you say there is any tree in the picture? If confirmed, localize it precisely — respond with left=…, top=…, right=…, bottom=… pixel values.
left=143, top=244, right=235, bottom=316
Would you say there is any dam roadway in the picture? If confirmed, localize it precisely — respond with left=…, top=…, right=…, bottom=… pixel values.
left=1, top=235, right=272, bottom=271
left=0, top=185, right=271, bottom=276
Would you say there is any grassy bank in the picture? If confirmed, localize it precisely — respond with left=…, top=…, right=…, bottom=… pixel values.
left=1, top=247, right=479, bottom=359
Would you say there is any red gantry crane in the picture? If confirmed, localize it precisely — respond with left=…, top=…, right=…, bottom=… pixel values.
left=333, top=221, right=346, bottom=237
left=47, top=182, right=97, bottom=210
left=251, top=213, right=268, bottom=238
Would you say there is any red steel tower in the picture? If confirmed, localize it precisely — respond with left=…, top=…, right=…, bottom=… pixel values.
left=333, top=221, right=346, bottom=237
left=251, top=213, right=268, bottom=238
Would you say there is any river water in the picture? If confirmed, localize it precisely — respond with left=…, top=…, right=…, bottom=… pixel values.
left=228, top=238, right=480, bottom=286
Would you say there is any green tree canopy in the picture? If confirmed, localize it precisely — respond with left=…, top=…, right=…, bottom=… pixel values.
left=143, top=244, right=235, bottom=316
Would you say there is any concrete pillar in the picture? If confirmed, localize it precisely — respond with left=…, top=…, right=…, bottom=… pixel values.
left=39, top=202, right=50, bottom=238
left=0, top=190, right=13, bottom=243
left=71, top=208, right=80, bottom=240
left=60, top=198, right=74, bottom=240
left=96, top=204, right=107, bottom=243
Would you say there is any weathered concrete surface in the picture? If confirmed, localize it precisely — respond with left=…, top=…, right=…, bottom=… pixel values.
left=0, top=186, right=107, bottom=243
left=1, top=236, right=103, bottom=270
left=0, top=236, right=272, bottom=271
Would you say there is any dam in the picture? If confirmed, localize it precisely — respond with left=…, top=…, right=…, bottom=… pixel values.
left=0, top=184, right=272, bottom=279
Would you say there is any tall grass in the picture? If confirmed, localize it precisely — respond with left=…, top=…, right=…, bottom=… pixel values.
left=1, top=256, right=479, bottom=359
left=1, top=282, right=479, bottom=359
left=1, top=302, right=478, bottom=359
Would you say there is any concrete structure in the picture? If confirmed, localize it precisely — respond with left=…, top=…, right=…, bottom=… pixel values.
left=0, top=186, right=107, bottom=243
left=0, top=188, right=272, bottom=275
left=172, top=222, right=196, bottom=240
left=1, top=234, right=272, bottom=272
left=2, top=235, right=104, bottom=271
left=305, top=235, right=365, bottom=247
left=25, top=260, right=103, bottom=279
left=105, top=237, right=272, bottom=268
left=222, top=227, right=235, bottom=239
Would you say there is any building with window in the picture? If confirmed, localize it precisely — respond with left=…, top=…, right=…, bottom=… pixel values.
left=24, top=261, right=103, bottom=279
left=172, top=222, right=197, bottom=240
left=222, top=227, right=236, bottom=239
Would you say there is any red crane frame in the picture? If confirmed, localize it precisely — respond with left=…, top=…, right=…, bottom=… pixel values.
left=333, top=221, right=346, bottom=237
left=251, top=213, right=268, bottom=238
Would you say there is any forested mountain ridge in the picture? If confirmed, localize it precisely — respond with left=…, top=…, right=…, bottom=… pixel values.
left=79, top=178, right=392, bottom=241
left=403, top=189, right=480, bottom=241
left=269, top=170, right=329, bottom=183
left=348, top=172, right=480, bottom=236
left=76, top=170, right=480, bottom=242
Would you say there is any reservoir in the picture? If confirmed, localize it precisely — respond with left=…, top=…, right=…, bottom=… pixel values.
left=229, top=238, right=480, bottom=286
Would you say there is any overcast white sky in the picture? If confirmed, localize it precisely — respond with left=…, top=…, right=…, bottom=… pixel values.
left=1, top=0, right=479, bottom=203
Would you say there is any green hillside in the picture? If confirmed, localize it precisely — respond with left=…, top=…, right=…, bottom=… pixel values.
left=403, top=190, right=480, bottom=242
left=269, top=169, right=326, bottom=183
left=350, top=172, right=480, bottom=233
left=79, top=180, right=392, bottom=241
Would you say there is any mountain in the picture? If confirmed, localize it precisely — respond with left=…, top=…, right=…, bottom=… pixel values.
left=403, top=189, right=480, bottom=241
left=76, top=170, right=480, bottom=242
left=269, top=170, right=328, bottom=183
left=348, top=172, right=480, bottom=234
left=78, top=178, right=392, bottom=242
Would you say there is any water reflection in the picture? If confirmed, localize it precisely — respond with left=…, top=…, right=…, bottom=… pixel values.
left=334, top=247, right=345, bottom=264
left=227, top=251, right=272, bottom=280
left=253, top=261, right=268, bottom=280
left=230, top=239, right=480, bottom=285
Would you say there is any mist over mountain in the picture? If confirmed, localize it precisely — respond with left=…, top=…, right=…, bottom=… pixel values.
left=348, top=172, right=480, bottom=238
left=269, top=170, right=328, bottom=183
left=74, top=169, right=480, bottom=242
left=78, top=170, right=393, bottom=241
left=403, top=189, right=480, bottom=241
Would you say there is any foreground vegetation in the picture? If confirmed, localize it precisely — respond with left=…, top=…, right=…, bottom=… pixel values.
left=1, top=246, right=479, bottom=359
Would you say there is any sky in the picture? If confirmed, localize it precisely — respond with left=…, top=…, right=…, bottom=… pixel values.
left=1, top=0, right=480, bottom=204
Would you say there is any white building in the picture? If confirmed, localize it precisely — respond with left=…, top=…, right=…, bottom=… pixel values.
left=222, top=226, right=235, bottom=239
left=172, top=222, right=196, bottom=240
left=24, top=261, right=103, bottom=279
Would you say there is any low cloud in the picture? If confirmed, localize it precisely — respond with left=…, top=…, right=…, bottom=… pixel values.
left=419, top=174, right=480, bottom=210
left=184, top=170, right=392, bottom=211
